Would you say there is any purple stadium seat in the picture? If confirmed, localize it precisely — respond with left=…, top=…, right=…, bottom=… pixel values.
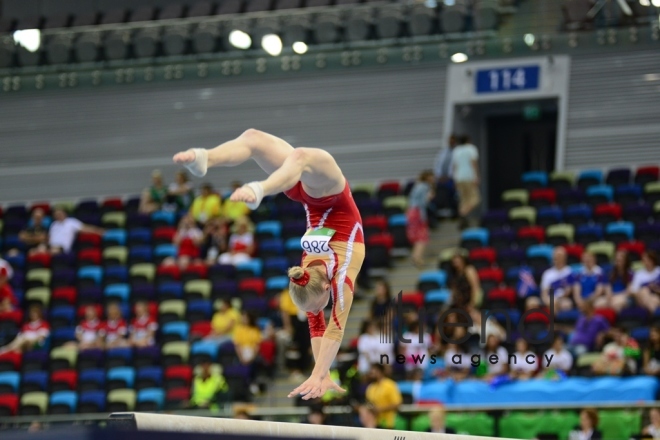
left=489, top=228, right=516, bottom=251
left=606, top=168, right=632, bottom=187
left=187, top=1, right=215, bottom=17
left=158, top=4, right=185, bottom=20
left=616, top=306, right=648, bottom=330
left=129, top=6, right=155, bottom=22
left=217, top=0, right=243, bottom=14
left=481, top=210, right=509, bottom=230
left=100, top=9, right=127, bottom=25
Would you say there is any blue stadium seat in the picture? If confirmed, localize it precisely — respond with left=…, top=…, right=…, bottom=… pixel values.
left=0, top=372, right=20, bottom=393
left=242, top=297, right=268, bottom=315
left=266, top=275, right=289, bottom=293
left=104, top=284, right=130, bottom=302
left=129, top=245, right=153, bottom=263
left=522, top=171, right=548, bottom=189
left=136, top=366, right=163, bottom=388
left=107, top=367, right=136, bottom=388
left=418, top=381, right=453, bottom=403
left=79, top=390, right=106, bottom=412
left=137, top=388, right=165, bottom=410
left=154, top=244, right=177, bottom=259
left=615, top=184, right=642, bottom=205
left=263, top=257, right=288, bottom=277
left=187, top=300, right=212, bottom=320
left=106, top=347, right=134, bottom=365
left=128, top=228, right=152, bottom=245
left=257, top=317, right=272, bottom=331
left=575, top=224, right=603, bottom=245
left=50, top=306, right=76, bottom=327
left=388, top=213, right=407, bottom=227
left=255, top=220, right=282, bottom=238
left=586, top=185, right=614, bottom=204
left=556, top=309, right=581, bottom=325
left=105, top=266, right=129, bottom=283
left=236, top=260, right=263, bottom=278
left=5, top=254, right=25, bottom=271
left=103, top=229, right=127, bottom=246
left=77, top=266, right=103, bottom=285
left=191, top=340, right=218, bottom=361
left=151, top=211, right=176, bottom=226
left=491, top=309, right=521, bottom=327
left=631, top=327, right=650, bottom=343
left=418, top=270, right=448, bottom=289
left=162, top=321, right=190, bottom=341
left=158, top=281, right=184, bottom=299
left=79, top=369, right=106, bottom=390
left=49, top=391, right=77, bottom=413
left=425, top=289, right=451, bottom=304
left=564, top=205, right=593, bottom=226
left=605, top=221, right=634, bottom=243
left=577, top=169, right=604, bottom=190
left=526, top=245, right=554, bottom=264
left=536, top=206, right=563, bottom=227
left=397, top=381, right=415, bottom=396
left=22, top=371, right=49, bottom=392
left=258, top=239, right=284, bottom=257
left=460, top=228, right=489, bottom=249
left=285, top=237, right=302, bottom=251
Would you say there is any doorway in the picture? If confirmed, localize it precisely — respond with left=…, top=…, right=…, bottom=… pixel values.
left=452, top=99, right=558, bottom=210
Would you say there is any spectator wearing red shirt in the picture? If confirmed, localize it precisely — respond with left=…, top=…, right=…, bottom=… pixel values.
left=0, top=304, right=50, bottom=354
left=101, top=302, right=129, bottom=349
left=0, top=266, right=17, bottom=313
left=129, top=301, right=158, bottom=348
left=73, top=305, right=104, bottom=350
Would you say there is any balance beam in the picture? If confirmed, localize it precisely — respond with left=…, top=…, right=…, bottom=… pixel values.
left=108, top=412, right=509, bottom=440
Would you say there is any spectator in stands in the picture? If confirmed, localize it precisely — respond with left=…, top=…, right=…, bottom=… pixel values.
left=451, top=135, right=480, bottom=229
left=567, top=300, right=609, bottom=357
left=365, top=363, right=402, bottom=429
left=444, top=338, right=471, bottom=381
left=433, top=134, right=458, bottom=183
left=206, top=299, right=240, bottom=346
left=0, top=266, right=17, bottom=313
left=606, top=249, right=633, bottom=312
left=167, top=170, right=195, bottom=211
left=201, top=217, right=229, bottom=264
left=218, top=216, right=255, bottom=265
left=509, top=338, right=538, bottom=380
left=357, top=404, right=379, bottom=429
left=573, top=251, right=607, bottom=309
left=72, top=305, right=104, bottom=350
left=222, top=181, right=251, bottom=222
left=47, top=207, right=105, bottom=254
left=448, top=254, right=480, bottom=312
left=139, top=169, right=168, bottom=214
left=642, top=407, right=660, bottom=439
left=482, top=334, right=509, bottom=379
left=171, top=213, right=204, bottom=266
left=306, top=406, right=327, bottom=425
left=406, top=169, right=435, bottom=268
left=569, top=408, right=603, bottom=440
left=189, top=182, right=222, bottom=224
left=358, top=320, right=393, bottom=376
left=18, top=208, right=49, bottom=254
left=592, top=327, right=640, bottom=376
left=632, top=251, right=660, bottom=313
left=233, top=311, right=262, bottom=366
left=539, top=334, right=573, bottom=378
left=401, top=320, right=432, bottom=374
left=541, top=246, right=575, bottom=312
left=642, top=326, right=660, bottom=377
left=129, top=301, right=158, bottom=348
left=369, top=279, right=392, bottom=321
left=101, top=302, right=129, bottom=349
left=279, top=289, right=310, bottom=381
left=0, top=258, right=12, bottom=280
left=0, top=304, right=49, bottom=355
left=189, top=360, right=229, bottom=409
left=427, top=406, right=457, bottom=434
left=469, top=308, right=506, bottom=349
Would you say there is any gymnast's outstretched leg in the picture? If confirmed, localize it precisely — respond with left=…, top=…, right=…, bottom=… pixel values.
left=173, top=129, right=295, bottom=178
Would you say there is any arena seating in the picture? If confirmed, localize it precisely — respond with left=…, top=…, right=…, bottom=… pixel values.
left=0, top=180, right=410, bottom=416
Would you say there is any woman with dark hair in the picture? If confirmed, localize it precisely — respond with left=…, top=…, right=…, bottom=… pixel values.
left=607, top=249, right=633, bottom=312
left=369, top=279, right=392, bottom=320
left=643, top=326, right=660, bottom=377
left=0, top=304, right=49, bottom=354
left=569, top=408, right=602, bottom=440
left=406, top=170, right=435, bottom=268
left=448, top=254, right=480, bottom=311
left=632, top=250, right=660, bottom=313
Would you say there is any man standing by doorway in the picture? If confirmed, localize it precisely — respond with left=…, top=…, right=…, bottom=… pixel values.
left=451, top=135, right=481, bottom=229
left=433, top=134, right=458, bottom=220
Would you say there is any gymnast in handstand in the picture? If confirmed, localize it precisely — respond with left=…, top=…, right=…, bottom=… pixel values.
left=174, top=129, right=364, bottom=400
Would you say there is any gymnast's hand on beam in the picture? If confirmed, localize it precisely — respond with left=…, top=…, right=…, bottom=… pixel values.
left=288, top=374, right=346, bottom=401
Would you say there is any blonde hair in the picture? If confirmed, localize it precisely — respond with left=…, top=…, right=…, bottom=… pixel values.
left=288, top=266, right=327, bottom=309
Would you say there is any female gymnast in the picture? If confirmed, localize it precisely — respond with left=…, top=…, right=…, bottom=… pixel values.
left=174, top=129, right=365, bottom=400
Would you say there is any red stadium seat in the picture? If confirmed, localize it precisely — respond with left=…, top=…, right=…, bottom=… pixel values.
left=27, top=252, right=51, bottom=269
left=181, top=262, right=208, bottom=280
left=363, top=215, right=388, bottom=239
left=153, top=227, right=176, bottom=243
left=486, top=287, right=516, bottom=308
left=529, top=188, right=557, bottom=207
left=401, top=291, right=424, bottom=309
left=564, top=244, right=585, bottom=265
left=77, top=248, right=102, bottom=266
left=50, top=369, right=78, bottom=391
left=238, top=278, right=266, bottom=296
left=477, top=267, right=504, bottom=292
left=30, top=202, right=51, bottom=216
left=618, top=241, right=645, bottom=260
left=0, top=310, right=23, bottom=327
left=157, top=264, right=181, bottom=281
left=0, top=394, right=19, bottom=416
left=177, top=238, right=201, bottom=259
left=517, top=226, right=545, bottom=247
left=190, top=321, right=212, bottom=338
left=0, top=351, right=22, bottom=371
left=469, top=247, right=496, bottom=269
left=593, top=203, right=622, bottom=224
left=102, top=198, right=124, bottom=211
left=367, top=233, right=394, bottom=250
left=76, top=233, right=102, bottom=250
left=594, top=308, right=616, bottom=326
left=166, top=387, right=191, bottom=405
left=635, top=165, right=659, bottom=186
left=52, top=287, right=77, bottom=305
left=164, top=365, right=193, bottom=384
left=376, top=181, right=401, bottom=200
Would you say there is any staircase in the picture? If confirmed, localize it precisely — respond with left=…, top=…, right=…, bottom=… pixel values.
left=253, top=220, right=460, bottom=408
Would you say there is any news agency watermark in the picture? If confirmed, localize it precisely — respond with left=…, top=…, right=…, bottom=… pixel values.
left=377, top=291, right=556, bottom=369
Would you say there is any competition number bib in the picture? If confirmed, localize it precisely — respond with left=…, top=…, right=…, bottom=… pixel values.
left=301, top=227, right=336, bottom=255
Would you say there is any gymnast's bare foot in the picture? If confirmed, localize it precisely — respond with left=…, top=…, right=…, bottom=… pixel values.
left=230, top=185, right=257, bottom=205
left=173, top=148, right=208, bottom=177
left=173, top=150, right=195, bottom=164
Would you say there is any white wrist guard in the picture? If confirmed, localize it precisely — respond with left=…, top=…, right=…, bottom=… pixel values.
left=184, top=148, right=208, bottom=177
left=244, top=181, right=264, bottom=210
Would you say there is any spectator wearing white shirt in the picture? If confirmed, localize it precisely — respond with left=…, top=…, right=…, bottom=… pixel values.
left=444, top=342, right=471, bottom=381
left=47, top=207, right=104, bottom=254
left=483, top=334, right=509, bottom=379
left=0, top=258, right=13, bottom=280
left=219, top=216, right=255, bottom=265
left=539, top=334, right=573, bottom=378
left=632, top=251, right=660, bottom=313
left=401, top=320, right=433, bottom=372
left=509, top=338, right=538, bottom=380
left=541, top=246, right=575, bottom=312
left=357, top=320, right=393, bottom=375
left=0, top=304, right=50, bottom=355
left=450, top=135, right=480, bottom=229
left=642, top=407, right=660, bottom=440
